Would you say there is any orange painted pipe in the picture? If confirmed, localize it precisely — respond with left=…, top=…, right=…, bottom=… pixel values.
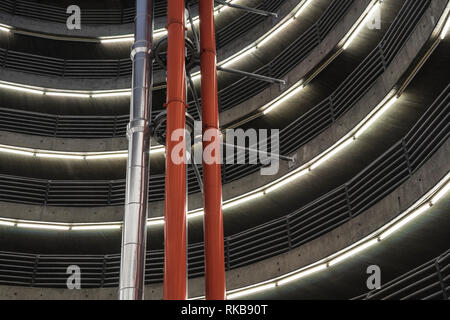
left=199, top=0, right=226, bottom=300
left=163, top=0, right=187, bottom=300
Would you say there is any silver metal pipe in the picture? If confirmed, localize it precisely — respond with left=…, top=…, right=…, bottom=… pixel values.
left=119, top=0, right=154, bottom=300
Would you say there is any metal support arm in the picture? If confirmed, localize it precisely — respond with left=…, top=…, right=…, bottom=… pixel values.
left=217, top=65, right=286, bottom=84
left=214, top=0, right=278, bottom=17
left=222, top=142, right=295, bottom=162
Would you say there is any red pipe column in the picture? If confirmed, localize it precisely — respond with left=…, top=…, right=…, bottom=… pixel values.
left=163, top=0, right=187, bottom=300
left=199, top=0, right=226, bottom=300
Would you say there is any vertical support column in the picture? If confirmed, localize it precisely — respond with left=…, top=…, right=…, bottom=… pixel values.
left=199, top=0, right=226, bottom=300
left=119, top=0, right=154, bottom=300
left=164, top=0, right=187, bottom=300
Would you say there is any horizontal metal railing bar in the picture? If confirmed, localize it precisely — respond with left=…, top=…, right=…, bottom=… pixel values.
left=0, top=0, right=181, bottom=23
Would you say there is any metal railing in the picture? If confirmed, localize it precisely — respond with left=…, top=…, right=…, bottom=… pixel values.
left=0, top=0, right=172, bottom=24
left=0, top=0, right=285, bottom=30
left=0, top=0, right=290, bottom=80
left=0, top=83, right=447, bottom=288
left=354, top=250, right=450, bottom=300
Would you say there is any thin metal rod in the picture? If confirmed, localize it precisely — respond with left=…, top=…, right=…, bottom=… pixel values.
left=187, top=2, right=200, bottom=53
left=191, top=151, right=204, bottom=194
left=222, top=142, right=295, bottom=162
left=214, top=0, right=278, bottom=17
left=199, top=0, right=226, bottom=300
left=187, top=71, right=202, bottom=120
left=164, top=0, right=187, bottom=300
left=119, top=0, right=154, bottom=301
left=217, top=65, right=286, bottom=84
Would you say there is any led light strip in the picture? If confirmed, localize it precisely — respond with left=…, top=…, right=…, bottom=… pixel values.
left=0, top=24, right=11, bottom=33
left=0, top=89, right=407, bottom=230
left=194, top=174, right=449, bottom=300
left=0, top=144, right=165, bottom=159
left=440, top=9, right=450, bottom=39
left=0, top=81, right=132, bottom=98
left=342, top=1, right=381, bottom=50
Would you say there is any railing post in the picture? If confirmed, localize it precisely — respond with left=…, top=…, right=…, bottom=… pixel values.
left=329, top=95, right=336, bottom=122
left=112, top=116, right=118, bottom=137
left=100, top=255, right=107, bottom=288
left=225, top=238, right=231, bottom=270
left=62, top=59, right=66, bottom=77
left=44, top=181, right=50, bottom=206
left=2, top=49, right=8, bottom=68
left=107, top=181, right=112, bottom=205
left=401, top=139, right=413, bottom=176
left=435, top=256, right=448, bottom=300
left=378, top=44, right=387, bottom=70
left=315, top=23, right=321, bottom=42
left=31, top=255, right=39, bottom=287
left=344, top=184, right=353, bottom=219
left=116, top=60, right=121, bottom=78
left=54, top=115, right=59, bottom=137
left=12, top=0, right=17, bottom=15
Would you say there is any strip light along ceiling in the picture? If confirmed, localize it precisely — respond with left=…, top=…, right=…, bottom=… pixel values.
left=0, top=145, right=164, bottom=159
left=0, top=89, right=412, bottom=230
left=441, top=12, right=450, bottom=39
left=342, top=1, right=381, bottom=50
left=0, top=24, right=11, bottom=33
left=0, top=81, right=133, bottom=98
